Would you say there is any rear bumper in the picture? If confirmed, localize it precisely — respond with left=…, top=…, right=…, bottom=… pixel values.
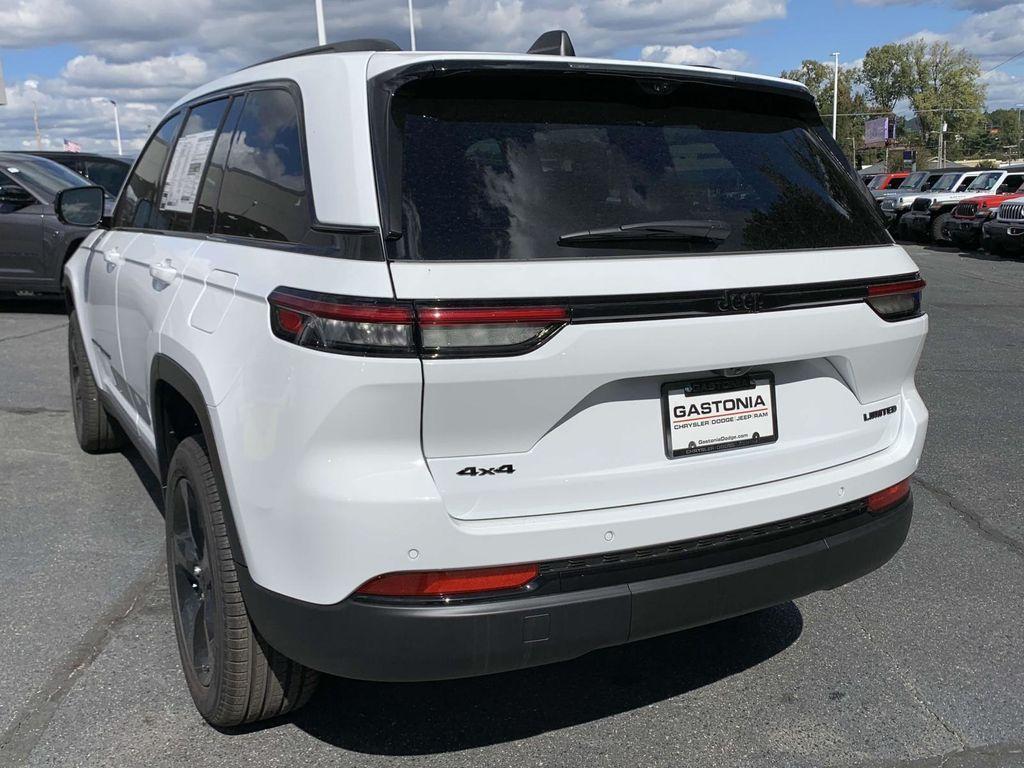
left=240, top=495, right=913, bottom=682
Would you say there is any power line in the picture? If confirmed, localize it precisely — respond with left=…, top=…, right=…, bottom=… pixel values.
left=984, top=48, right=1024, bottom=76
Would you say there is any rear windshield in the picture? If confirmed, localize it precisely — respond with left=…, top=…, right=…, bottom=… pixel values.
left=80, top=159, right=131, bottom=197
left=386, top=71, right=889, bottom=261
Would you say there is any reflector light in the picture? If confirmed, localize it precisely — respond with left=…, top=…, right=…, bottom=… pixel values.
left=867, top=478, right=911, bottom=513
left=356, top=564, right=540, bottom=597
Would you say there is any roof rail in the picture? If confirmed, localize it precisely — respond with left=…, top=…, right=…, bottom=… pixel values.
left=527, top=30, right=576, bottom=57
left=246, top=39, right=402, bottom=69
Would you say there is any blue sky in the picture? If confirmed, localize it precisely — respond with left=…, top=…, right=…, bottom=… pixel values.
left=1, top=0, right=1021, bottom=152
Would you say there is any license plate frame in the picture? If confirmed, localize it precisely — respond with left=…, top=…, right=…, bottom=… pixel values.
left=661, top=372, right=779, bottom=459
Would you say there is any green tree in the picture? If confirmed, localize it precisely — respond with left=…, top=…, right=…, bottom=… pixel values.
left=905, top=39, right=985, bottom=139
left=861, top=42, right=912, bottom=113
left=780, top=59, right=867, bottom=162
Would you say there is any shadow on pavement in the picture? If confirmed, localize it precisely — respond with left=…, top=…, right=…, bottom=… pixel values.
left=0, top=297, right=67, bottom=315
left=120, top=442, right=166, bottom=513
left=285, top=602, right=803, bottom=755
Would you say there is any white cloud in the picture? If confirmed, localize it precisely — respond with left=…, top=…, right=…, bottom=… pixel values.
left=640, top=44, right=750, bottom=70
left=983, top=69, right=1024, bottom=108
left=0, top=0, right=789, bottom=150
left=904, top=4, right=1024, bottom=66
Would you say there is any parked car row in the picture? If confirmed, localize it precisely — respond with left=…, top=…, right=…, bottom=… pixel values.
left=874, top=166, right=1024, bottom=254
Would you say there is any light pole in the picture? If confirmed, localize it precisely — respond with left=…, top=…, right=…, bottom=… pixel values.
left=315, top=0, right=326, bottom=45
left=407, top=0, right=416, bottom=51
left=831, top=52, right=840, bottom=139
left=108, top=99, right=122, bottom=156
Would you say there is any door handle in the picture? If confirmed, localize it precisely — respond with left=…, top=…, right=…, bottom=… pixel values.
left=102, top=249, right=123, bottom=267
left=149, top=261, right=179, bottom=284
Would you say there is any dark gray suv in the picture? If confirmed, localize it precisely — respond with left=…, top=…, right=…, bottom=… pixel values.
left=0, top=152, right=105, bottom=297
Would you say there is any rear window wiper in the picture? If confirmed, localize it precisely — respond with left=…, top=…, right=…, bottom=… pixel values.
left=557, top=219, right=732, bottom=248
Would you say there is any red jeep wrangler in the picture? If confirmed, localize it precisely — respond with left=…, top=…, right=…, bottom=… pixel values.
left=946, top=190, right=1024, bottom=250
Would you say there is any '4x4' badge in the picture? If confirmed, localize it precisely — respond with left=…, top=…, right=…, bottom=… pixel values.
left=457, top=464, right=515, bottom=477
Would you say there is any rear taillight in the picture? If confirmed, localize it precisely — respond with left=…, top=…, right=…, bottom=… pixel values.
left=269, top=289, right=416, bottom=356
left=268, top=288, right=568, bottom=358
left=355, top=564, right=539, bottom=598
left=866, top=278, right=925, bottom=321
left=867, top=478, right=911, bottom=513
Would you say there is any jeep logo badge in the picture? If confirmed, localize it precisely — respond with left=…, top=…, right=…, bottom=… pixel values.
left=716, top=291, right=763, bottom=313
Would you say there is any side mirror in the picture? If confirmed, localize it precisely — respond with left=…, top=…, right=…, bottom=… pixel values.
left=0, top=183, right=35, bottom=206
left=55, top=185, right=105, bottom=227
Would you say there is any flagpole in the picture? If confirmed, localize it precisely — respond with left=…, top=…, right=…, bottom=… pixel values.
left=109, top=99, right=123, bottom=156
left=407, top=0, right=416, bottom=51
left=32, top=101, right=41, bottom=149
left=315, top=0, right=326, bottom=45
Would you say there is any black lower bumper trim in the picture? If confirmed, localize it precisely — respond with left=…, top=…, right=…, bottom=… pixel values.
left=983, top=222, right=1024, bottom=252
left=240, top=497, right=912, bottom=682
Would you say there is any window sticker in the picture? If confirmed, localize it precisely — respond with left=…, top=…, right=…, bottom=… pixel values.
left=161, top=129, right=216, bottom=213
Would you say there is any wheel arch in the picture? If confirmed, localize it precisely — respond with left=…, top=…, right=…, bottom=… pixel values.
left=151, top=354, right=247, bottom=565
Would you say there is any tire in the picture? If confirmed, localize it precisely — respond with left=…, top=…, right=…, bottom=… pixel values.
left=931, top=213, right=951, bottom=244
left=165, top=436, right=319, bottom=727
left=68, top=312, right=125, bottom=453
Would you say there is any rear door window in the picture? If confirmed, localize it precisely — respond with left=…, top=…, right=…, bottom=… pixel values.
left=1001, top=174, right=1024, bottom=193
left=113, top=112, right=184, bottom=229
left=385, top=71, right=890, bottom=261
left=955, top=175, right=979, bottom=192
left=192, top=97, right=245, bottom=234
left=160, top=98, right=230, bottom=231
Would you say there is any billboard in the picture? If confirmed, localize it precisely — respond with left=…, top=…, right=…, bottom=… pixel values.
left=863, top=116, right=891, bottom=148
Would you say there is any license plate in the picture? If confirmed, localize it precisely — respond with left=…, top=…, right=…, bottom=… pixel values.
left=662, top=372, right=778, bottom=458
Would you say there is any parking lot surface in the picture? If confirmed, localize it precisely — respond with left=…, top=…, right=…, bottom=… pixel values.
left=2, top=244, right=1024, bottom=768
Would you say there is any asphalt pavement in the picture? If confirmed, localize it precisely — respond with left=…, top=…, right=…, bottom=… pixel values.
left=1, top=244, right=1023, bottom=768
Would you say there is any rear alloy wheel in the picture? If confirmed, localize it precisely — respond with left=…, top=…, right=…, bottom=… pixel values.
left=165, top=436, right=319, bottom=726
left=68, top=312, right=124, bottom=453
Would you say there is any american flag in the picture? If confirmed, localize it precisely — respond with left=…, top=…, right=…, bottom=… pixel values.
left=63, top=139, right=82, bottom=153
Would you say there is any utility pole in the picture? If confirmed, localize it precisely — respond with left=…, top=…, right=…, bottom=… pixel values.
left=407, top=0, right=417, bottom=51
left=937, top=114, right=944, bottom=167
left=32, top=100, right=42, bottom=149
left=1016, top=103, right=1023, bottom=162
left=108, top=99, right=123, bottom=156
left=831, top=52, right=840, bottom=139
left=314, top=0, right=326, bottom=45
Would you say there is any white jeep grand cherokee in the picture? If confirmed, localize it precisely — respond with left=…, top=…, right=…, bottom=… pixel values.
left=61, top=33, right=928, bottom=726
